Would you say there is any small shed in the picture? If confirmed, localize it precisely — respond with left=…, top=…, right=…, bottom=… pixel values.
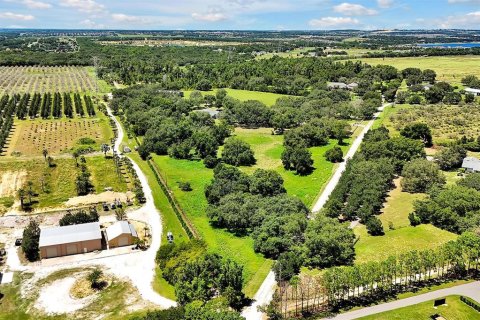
left=465, top=88, right=480, bottom=97
left=39, top=222, right=102, bottom=259
left=462, top=157, right=480, bottom=173
left=106, top=221, right=138, bottom=248
left=327, top=82, right=348, bottom=90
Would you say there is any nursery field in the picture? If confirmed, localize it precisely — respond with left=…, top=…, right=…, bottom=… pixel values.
left=0, top=66, right=97, bottom=94
left=353, top=55, right=480, bottom=84
left=183, top=88, right=291, bottom=106
left=373, top=104, right=480, bottom=144
left=6, top=117, right=112, bottom=157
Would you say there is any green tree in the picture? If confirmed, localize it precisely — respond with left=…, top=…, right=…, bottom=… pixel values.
left=22, top=219, right=40, bottom=261
left=435, top=145, right=467, bottom=170
left=87, top=268, right=104, bottom=289
left=221, top=138, right=256, bottom=166
left=401, top=158, right=446, bottom=193
left=400, top=123, right=433, bottom=147
left=365, top=216, right=384, bottom=236
left=249, top=169, right=285, bottom=197
left=325, top=146, right=343, bottom=163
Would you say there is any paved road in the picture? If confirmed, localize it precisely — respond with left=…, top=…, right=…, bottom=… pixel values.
left=242, top=103, right=391, bottom=320
left=312, top=103, right=390, bottom=213
left=325, top=281, right=480, bottom=320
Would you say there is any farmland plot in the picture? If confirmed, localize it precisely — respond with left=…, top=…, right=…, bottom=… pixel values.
left=0, top=66, right=96, bottom=94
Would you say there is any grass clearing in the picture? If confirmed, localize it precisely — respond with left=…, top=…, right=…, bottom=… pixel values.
left=6, top=116, right=113, bottom=157
left=183, top=88, right=291, bottom=106
left=358, top=295, right=479, bottom=320
left=352, top=55, right=480, bottom=85
left=354, top=224, right=457, bottom=264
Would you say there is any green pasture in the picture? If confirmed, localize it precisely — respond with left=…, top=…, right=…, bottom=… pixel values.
left=183, top=88, right=291, bottom=106
left=353, top=55, right=480, bottom=85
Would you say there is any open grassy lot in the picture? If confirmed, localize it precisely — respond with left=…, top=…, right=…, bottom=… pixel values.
left=255, top=47, right=316, bottom=60
left=379, top=178, right=426, bottom=230
left=0, top=155, right=128, bottom=209
left=353, top=55, right=480, bottom=84
left=183, top=88, right=291, bottom=106
left=358, top=295, right=479, bottom=320
left=354, top=224, right=457, bottom=264
left=6, top=116, right=112, bottom=157
left=373, top=104, right=480, bottom=144
left=0, top=66, right=97, bottom=94
left=151, top=154, right=273, bottom=298
left=234, top=127, right=353, bottom=207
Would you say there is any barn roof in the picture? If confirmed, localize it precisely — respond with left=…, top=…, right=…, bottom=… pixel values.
left=39, top=222, right=101, bottom=247
left=105, top=221, right=138, bottom=241
left=462, top=157, right=480, bottom=172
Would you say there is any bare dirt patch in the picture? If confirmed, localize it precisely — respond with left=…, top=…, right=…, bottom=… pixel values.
left=65, top=191, right=134, bottom=207
left=70, top=274, right=110, bottom=299
left=0, top=170, right=26, bottom=197
left=35, top=276, right=97, bottom=314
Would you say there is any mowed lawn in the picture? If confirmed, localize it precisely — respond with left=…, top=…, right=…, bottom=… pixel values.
left=183, top=88, right=291, bottom=106
left=151, top=154, right=273, bottom=298
left=353, top=55, right=480, bottom=84
left=358, top=295, right=479, bottom=320
left=354, top=224, right=457, bottom=264
left=234, top=128, right=352, bottom=207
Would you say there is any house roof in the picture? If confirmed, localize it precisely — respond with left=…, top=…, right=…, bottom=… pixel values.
left=105, top=221, right=138, bottom=241
left=328, top=82, right=348, bottom=89
left=462, top=157, right=480, bottom=171
left=39, top=222, right=101, bottom=247
left=466, top=88, right=480, bottom=94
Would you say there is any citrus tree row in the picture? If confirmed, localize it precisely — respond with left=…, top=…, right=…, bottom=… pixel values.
left=0, top=92, right=98, bottom=120
left=0, top=94, right=18, bottom=150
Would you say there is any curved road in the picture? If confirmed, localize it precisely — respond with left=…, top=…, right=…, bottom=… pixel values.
left=325, top=281, right=480, bottom=319
left=242, top=103, right=391, bottom=320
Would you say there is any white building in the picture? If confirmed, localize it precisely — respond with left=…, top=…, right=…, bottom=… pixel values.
left=465, top=88, right=480, bottom=97
left=462, top=157, right=480, bottom=173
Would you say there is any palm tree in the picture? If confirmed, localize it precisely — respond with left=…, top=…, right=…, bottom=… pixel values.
left=87, top=268, right=103, bottom=289
left=42, top=148, right=48, bottom=161
left=101, top=143, right=110, bottom=157
left=72, top=150, right=79, bottom=167
left=18, top=188, right=25, bottom=209
left=27, top=181, right=34, bottom=204
left=47, top=156, right=54, bottom=167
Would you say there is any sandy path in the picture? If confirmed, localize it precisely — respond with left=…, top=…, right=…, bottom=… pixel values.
left=0, top=170, right=26, bottom=197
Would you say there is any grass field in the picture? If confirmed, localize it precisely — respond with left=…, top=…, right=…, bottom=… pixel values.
left=354, top=224, right=457, bottom=264
left=353, top=55, right=480, bottom=85
left=234, top=127, right=353, bottom=206
left=0, top=155, right=127, bottom=209
left=183, top=88, right=291, bottom=106
left=373, top=104, right=480, bottom=144
left=6, top=116, right=112, bottom=157
left=255, top=47, right=316, bottom=60
left=379, top=178, right=426, bottom=229
left=151, top=154, right=273, bottom=297
left=358, top=295, right=479, bottom=320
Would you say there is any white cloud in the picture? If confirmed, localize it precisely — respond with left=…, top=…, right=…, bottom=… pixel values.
left=440, top=11, right=480, bottom=28
left=0, top=12, right=34, bottom=20
left=448, top=0, right=480, bottom=3
left=377, top=0, right=394, bottom=8
left=192, top=9, right=227, bottom=22
left=334, top=3, right=378, bottom=16
left=309, top=16, right=360, bottom=28
left=80, top=18, right=104, bottom=28
left=111, top=13, right=141, bottom=23
left=4, top=0, right=51, bottom=9
left=60, top=0, right=105, bottom=13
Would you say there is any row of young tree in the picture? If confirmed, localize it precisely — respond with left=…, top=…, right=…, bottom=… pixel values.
left=0, top=94, right=18, bottom=150
left=270, top=232, right=480, bottom=318
left=0, top=92, right=96, bottom=120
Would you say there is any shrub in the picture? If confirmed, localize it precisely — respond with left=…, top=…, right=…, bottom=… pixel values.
left=203, top=155, right=219, bottom=169
left=366, top=216, right=384, bottom=236
left=178, top=181, right=192, bottom=192
left=221, top=138, right=256, bottom=167
left=409, top=212, right=421, bottom=226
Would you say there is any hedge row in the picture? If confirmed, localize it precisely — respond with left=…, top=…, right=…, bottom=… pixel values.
left=460, top=296, right=480, bottom=312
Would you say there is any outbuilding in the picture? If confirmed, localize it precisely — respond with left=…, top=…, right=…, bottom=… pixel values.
left=39, top=222, right=102, bottom=259
left=105, top=221, right=138, bottom=248
left=462, top=157, right=480, bottom=173
left=465, top=88, right=480, bottom=97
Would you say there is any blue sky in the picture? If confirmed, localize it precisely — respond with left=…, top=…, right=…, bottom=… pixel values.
left=1, top=0, right=480, bottom=30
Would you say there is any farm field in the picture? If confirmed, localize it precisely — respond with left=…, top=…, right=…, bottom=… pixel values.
left=373, top=104, right=480, bottom=144
left=0, top=66, right=97, bottom=94
left=352, top=55, right=480, bottom=84
left=358, top=295, right=479, bottom=320
left=183, top=88, right=291, bottom=106
left=255, top=47, right=316, bottom=60
left=354, top=224, right=457, bottom=264
left=0, top=155, right=127, bottom=210
left=6, top=116, right=112, bottom=156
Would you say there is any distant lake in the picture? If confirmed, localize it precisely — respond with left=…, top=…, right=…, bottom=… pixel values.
left=419, top=43, right=480, bottom=48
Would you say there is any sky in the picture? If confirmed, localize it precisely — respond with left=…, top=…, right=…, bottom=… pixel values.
left=1, top=0, right=480, bottom=30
